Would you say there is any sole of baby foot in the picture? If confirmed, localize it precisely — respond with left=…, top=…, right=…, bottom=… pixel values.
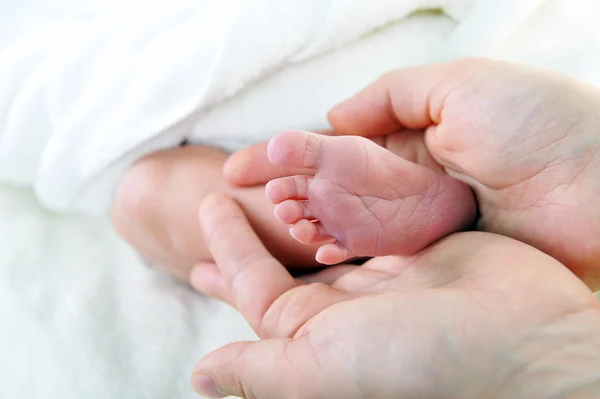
left=265, top=130, right=477, bottom=265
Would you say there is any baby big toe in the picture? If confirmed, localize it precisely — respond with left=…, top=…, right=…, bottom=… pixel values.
left=267, top=130, right=326, bottom=169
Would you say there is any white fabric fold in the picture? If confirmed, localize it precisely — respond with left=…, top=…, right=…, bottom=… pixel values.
left=1, top=0, right=599, bottom=215
left=2, top=2, right=600, bottom=397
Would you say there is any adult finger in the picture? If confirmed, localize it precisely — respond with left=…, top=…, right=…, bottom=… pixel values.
left=200, top=193, right=351, bottom=339
left=223, top=141, right=314, bottom=186
left=199, top=193, right=298, bottom=335
left=327, top=59, right=489, bottom=137
left=192, top=338, right=335, bottom=399
left=191, top=261, right=352, bottom=341
left=189, top=262, right=231, bottom=304
left=223, top=129, right=335, bottom=186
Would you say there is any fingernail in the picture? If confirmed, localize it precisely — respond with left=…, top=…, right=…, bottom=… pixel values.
left=192, top=373, right=227, bottom=398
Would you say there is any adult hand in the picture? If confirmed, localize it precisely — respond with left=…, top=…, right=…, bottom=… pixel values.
left=224, top=58, right=600, bottom=289
left=191, top=193, right=600, bottom=399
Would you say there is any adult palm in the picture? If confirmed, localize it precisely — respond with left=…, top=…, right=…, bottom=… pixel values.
left=191, top=194, right=600, bottom=399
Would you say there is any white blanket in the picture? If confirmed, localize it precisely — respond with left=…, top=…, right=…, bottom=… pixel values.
left=1, top=0, right=600, bottom=398
left=2, top=0, right=600, bottom=215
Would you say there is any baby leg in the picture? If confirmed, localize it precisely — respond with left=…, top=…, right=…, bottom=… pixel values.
left=112, top=145, right=321, bottom=282
left=266, top=130, right=476, bottom=264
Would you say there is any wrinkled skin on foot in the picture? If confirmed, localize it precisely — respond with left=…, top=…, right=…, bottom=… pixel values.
left=265, top=130, right=476, bottom=264
left=224, top=59, right=600, bottom=289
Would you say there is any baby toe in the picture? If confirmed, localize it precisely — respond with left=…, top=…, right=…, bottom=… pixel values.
left=289, top=220, right=334, bottom=245
left=316, top=243, right=353, bottom=265
left=274, top=200, right=317, bottom=225
left=266, top=175, right=313, bottom=204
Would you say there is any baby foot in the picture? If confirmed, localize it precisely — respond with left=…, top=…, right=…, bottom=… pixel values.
left=266, top=130, right=476, bottom=265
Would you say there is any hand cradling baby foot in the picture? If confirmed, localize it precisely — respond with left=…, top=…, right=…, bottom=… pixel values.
left=265, top=130, right=476, bottom=264
left=329, top=58, right=600, bottom=287
left=226, top=58, right=600, bottom=288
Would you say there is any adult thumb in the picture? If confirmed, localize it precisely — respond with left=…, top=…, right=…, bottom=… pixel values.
left=192, top=338, right=333, bottom=399
left=224, top=129, right=336, bottom=187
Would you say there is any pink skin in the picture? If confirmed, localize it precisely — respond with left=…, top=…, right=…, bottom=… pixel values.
left=191, top=194, right=600, bottom=399
left=265, top=130, right=476, bottom=264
